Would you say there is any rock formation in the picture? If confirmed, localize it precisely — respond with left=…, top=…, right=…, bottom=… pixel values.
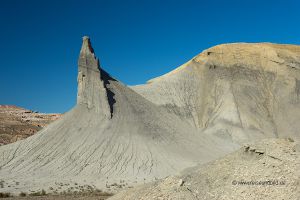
left=0, top=37, right=237, bottom=194
left=77, top=36, right=112, bottom=116
left=0, top=38, right=299, bottom=197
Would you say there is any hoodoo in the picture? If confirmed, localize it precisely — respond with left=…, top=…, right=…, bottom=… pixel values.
left=0, top=37, right=236, bottom=194
left=77, top=36, right=112, bottom=116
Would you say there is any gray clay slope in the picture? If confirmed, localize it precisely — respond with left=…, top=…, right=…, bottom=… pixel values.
left=132, top=43, right=300, bottom=143
left=0, top=37, right=237, bottom=194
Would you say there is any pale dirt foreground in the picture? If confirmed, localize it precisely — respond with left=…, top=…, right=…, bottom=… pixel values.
left=4, top=195, right=110, bottom=200
left=110, top=138, right=300, bottom=200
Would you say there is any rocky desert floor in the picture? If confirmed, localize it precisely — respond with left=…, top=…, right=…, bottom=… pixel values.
left=0, top=189, right=113, bottom=199
left=2, top=194, right=111, bottom=200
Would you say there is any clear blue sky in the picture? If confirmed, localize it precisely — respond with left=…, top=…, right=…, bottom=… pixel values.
left=0, top=0, right=299, bottom=113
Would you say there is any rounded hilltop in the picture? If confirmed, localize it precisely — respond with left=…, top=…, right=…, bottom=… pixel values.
left=147, top=42, right=300, bottom=83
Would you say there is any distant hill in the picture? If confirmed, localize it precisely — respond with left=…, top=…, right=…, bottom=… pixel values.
left=0, top=105, right=61, bottom=145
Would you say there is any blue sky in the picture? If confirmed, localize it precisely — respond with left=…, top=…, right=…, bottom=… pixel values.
left=0, top=0, right=299, bottom=113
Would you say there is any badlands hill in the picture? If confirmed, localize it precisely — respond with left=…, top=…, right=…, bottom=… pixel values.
left=132, top=43, right=300, bottom=142
left=0, top=38, right=299, bottom=196
left=0, top=105, right=60, bottom=145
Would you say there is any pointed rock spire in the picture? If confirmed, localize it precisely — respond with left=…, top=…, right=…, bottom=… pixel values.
left=78, top=36, right=99, bottom=71
left=80, top=36, right=95, bottom=57
left=76, top=36, right=111, bottom=117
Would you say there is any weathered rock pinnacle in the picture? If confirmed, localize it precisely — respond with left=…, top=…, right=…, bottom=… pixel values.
left=77, top=36, right=111, bottom=117
left=80, top=36, right=95, bottom=58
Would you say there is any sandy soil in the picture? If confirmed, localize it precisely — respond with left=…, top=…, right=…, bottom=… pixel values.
left=4, top=194, right=111, bottom=200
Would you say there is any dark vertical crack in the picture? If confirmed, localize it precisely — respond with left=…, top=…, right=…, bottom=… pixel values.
left=100, top=67, right=116, bottom=118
